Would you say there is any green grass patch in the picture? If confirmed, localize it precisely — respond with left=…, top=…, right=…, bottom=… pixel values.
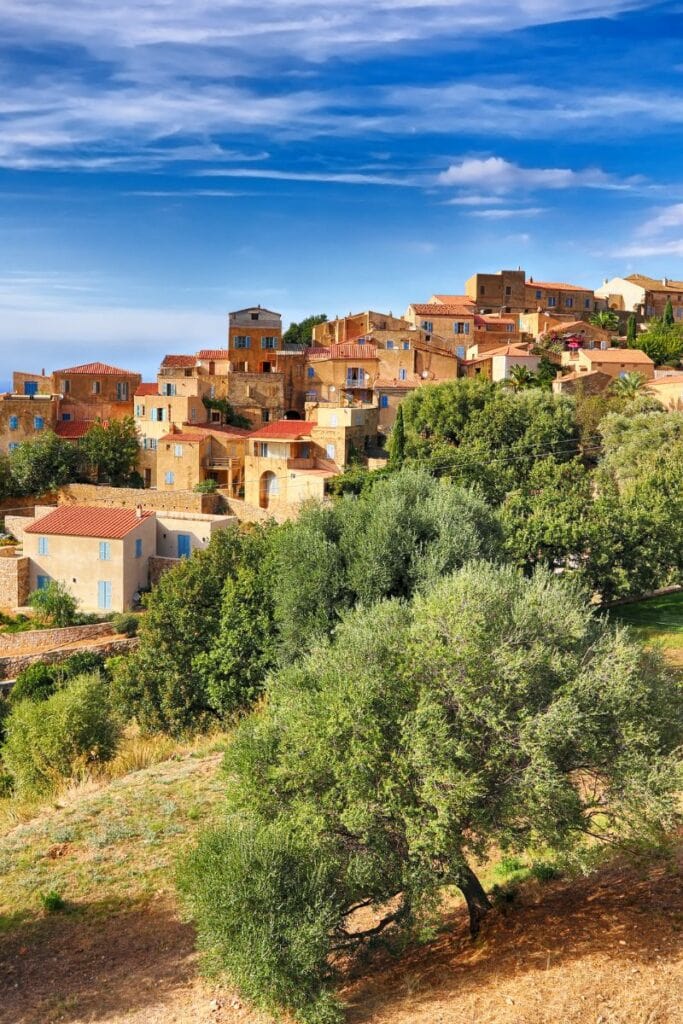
left=610, top=591, right=683, bottom=652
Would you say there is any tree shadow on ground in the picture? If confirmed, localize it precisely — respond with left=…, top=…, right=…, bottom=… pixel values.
left=341, top=847, right=683, bottom=1024
left=0, top=896, right=199, bottom=1024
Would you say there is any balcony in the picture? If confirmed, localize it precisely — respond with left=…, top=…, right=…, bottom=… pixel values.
left=287, top=457, right=316, bottom=470
left=344, top=378, right=370, bottom=390
left=203, top=456, right=240, bottom=469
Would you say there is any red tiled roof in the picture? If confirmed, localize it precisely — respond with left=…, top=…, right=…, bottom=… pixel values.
left=474, top=314, right=516, bottom=326
left=464, top=344, right=535, bottom=363
left=432, top=294, right=474, bottom=306
left=161, top=354, right=196, bottom=368
left=249, top=420, right=315, bottom=440
left=306, top=343, right=378, bottom=361
left=582, top=348, right=654, bottom=364
left=181, top=423, right=251, bottom=438
left=25, top=505, right=153, bottom=539
left=54, top=420, right=95, bottom=439
left=135, top=382, right=159, bottom=397
left=526, top=281, right=591, bottom=292
left=52, top=361, right=138, bottom=376
left=197, top=349, right=229, bottom=360
left=159, top=432, right=206, bottom=443
left=410, top=303, right=475, bottom=317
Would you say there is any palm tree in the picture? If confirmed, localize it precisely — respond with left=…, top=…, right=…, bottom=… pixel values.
left=589, top=310, right=620, bottom=332
left=610, top=371, right=647, bottom=399
left=503, top=364, right=538, bottom=392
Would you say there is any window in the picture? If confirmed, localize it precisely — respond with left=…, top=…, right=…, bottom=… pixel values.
left=258, top=442, right=268, bottom=457
left=149, top=438, right=157, bottom=450
left=402, top=341, right=410, bottom=350
left=162, top=383, right=176, bottom=396
left=453, top=322, right=470, bottom=334
left=380, top=395, right=389, bottom=409
left=250, top=312, right=259, bottom=321
left=38, top=536, right=49, bottom=556
left=116, top=382, right=129, bottom=400
left=399, top=368, right=407, bottom=381
left=151, top=407, right=165, bottom=422
left=301, top=444, right=310, bottom=458
left=61, top=379, right=70, bottom=393
left=456, top=345, right=465, bottom=359
left=92, top=380, right=101, bottom=395
left=479, top=285, right=485, bottom=295
left=135, top=404, right=144, bottom=417
left=190, top=406, right=197, bottom=421
left=421, top=321, right=433, bottom=333
left=208, top=385, right=216, bottom=398
left=8, top=416, right=18, bottom=430
left=261, top=336, right=278, bottom=349
left=172, top=444, right=183, bottom=457
left=330, top=414, right=338, bottom=427
left=326, top=443, right=336, bottom=460
left=535, top=290, right=542, bottom=300
left=8, top=443, right=18, bottom=452
left=547, top=297, right=557, bottom=307
left=233, top=335, right=251, bottom=349
left=34, top=417, right=44, bottom=430
left=135, top=538, right=143, bottom=559
left=600, top=341, right=608, bottom=350
left=97, top=581, right=112, bottom=610
left=386, top=340, right=394, bottom=350
left=261, top=409, right=270, bottom=423
left=99, top=541, right=111, bottom=561
left=584, top=298, right=591, bottom=309
left=565, top=298, right=573, bottom=308
left=62, top=413, right=72, bottom=421
left=505, top=286, right=512, bottom=296
left=307, top=367, right=315, bottom=378
left=37, top=575, right=50, bottom=590
left=165, top=471, right=175, bottom=485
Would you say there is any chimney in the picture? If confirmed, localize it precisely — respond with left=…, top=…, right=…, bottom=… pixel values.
left=135, top=504, right=143, bottom=519
left=662, top=277, right=668, bottom=287
left=529, top=276, right=533, bottom=283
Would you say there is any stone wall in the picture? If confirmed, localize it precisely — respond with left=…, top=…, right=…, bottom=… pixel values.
left=221, top=494, right=293, bottom=524
left=58, top=483, right=223, bottom=514
left=0, top=636, right=138, bottom=681
left=0, top=621, right=114, bottom=659
left=0, top=555, right=30, bottom=611
left=148, top=555, right=180, bottom=587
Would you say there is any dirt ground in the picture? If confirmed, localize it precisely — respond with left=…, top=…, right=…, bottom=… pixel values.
left=1, top=849, right=681, bottom=1024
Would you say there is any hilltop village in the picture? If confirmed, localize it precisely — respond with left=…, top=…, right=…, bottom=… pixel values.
left=1, top=267, right=682, bottom=614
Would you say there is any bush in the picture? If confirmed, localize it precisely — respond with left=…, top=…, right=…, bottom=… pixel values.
left=28, top=581, right=78, bottom=627
left=194, top=479, right=218, bottom=494
left=2, top=673, right=122, bottom=797
left=57, top=650, right=106, bottom=679
left=40, top=890, right=66, bottom=913
left=111, top=612, right=139, bottom=637
left=9, top=662, right=57, bottom=706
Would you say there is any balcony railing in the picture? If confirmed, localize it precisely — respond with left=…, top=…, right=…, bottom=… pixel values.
left=203, top=456, right=239, bottom=469
left=345, top=378, right=369, bottom=389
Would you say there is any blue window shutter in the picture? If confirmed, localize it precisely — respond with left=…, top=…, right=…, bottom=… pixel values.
left=165, top=471, right=174, bottom=485
left=135, top=538, right=143, bottom=558
left=38, top=536, right=48, bottom=555
left=99, top=541, right=110, bottom=561
left=37, top=574, right=49, bottom=590
left=380, top=395, right=389, bottom=409
left=464, top=323, right=470, bottom=334
left=34, top=417, right=44, bottom=430
left=9, top=416, right=18, bottom=430
left=307, top=367, right=315, bottom=378
left=177, top=534, right=191, bottom=558
left=98, top=581, right=112, bottom=610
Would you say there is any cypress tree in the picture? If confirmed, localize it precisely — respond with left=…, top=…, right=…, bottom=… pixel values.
left=663, top=299, right=674, bottom=326
left=390, top=404, right=406, bottom=468
left=626, top=313, right=637, bottom=345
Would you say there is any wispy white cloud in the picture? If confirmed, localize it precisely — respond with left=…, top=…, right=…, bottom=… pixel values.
left=468, top=206, right=546, bottom=218
left=438, top=156, right=639, bottom=192
left=199, top=167, right=420, bottom=186
left=636, top=202, right=683, bottom=236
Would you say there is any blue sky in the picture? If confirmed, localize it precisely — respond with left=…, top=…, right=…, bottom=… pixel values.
left=1, top=0, right=683, bottom=383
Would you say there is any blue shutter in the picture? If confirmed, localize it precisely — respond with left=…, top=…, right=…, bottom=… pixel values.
left=177, top=534, right=191, bottom=558
left=37, top=574, right=50, bottom=590
left=97, top=581, right=112, bottom=610
left=38, top=536, right=48, bottom=555
left=34, top=417, right=44, bottom=430
left=165, top=471, right=175, bottom=485
left=9, top=416, right=18, bottom=430
left=135, top=538, right=143, bottom=558
left=99, top=541, right=111, bottom=561
left=380, top=395, right=389, bottom=409
left=24, top=381, right=38, bottom=396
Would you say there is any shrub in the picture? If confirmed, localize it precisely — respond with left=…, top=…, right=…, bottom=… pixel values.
left=111, top=612, right=139, bottom=637
left=2, top=673, right=122, bottom=797
left=28, top=580, right=78, bottom=627
left=57, top=650, right=106, bottom=679
left=194, top=479, right=218, bottom=494
left=40, top=890, right=66, bottom=913
left=9, top=662, right=57, bottom=706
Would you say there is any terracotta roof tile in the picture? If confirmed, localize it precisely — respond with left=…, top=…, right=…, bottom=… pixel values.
left=249, top=420, right=315, bottom=440
left=625, top=274, right=683, bottom=292
left=54, top=420, right=95, bottom=439
left=52, top=361, right=139, bottom=376
left=159, top=432, right=206, bottom=443
left=161, top=354, right=196, bottom=368
left=431, top=294, right=475, bottom=306
left=197, top=349, right=230, bottom=360
left=410, top=303, right=475, bottom=317
left=25, top=505, right=153, bottom=539
left=134, top=382, right=159, bottom=397
left=582, top=348, right=654, bottom=364
left=181, top=423, right=251, bottom=438
left=526, top=281, right=592, bottom=292
left=306, top=343, right=378, bottom=361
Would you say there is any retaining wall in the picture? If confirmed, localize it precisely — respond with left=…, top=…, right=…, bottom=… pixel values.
left=0, top=555, right=30, bottom=611
left=0, top=622, right=114, bottom=658
left=0, top=635, right=138, bottom=681
left=58, top=483, right=223, bottom=515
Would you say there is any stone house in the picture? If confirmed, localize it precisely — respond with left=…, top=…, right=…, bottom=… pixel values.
left=0, top=393, right=59, bottom=455
left=461, top=344, right=540, bottom=382
left=595, top=275, right=683, bottom=320
left=228, top=306, right=283, bottom=374
left=559, top=347, right=655, bottom=381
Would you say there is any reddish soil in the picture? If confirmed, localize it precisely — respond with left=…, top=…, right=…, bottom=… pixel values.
left=0, top=852, right=681, bottom=1024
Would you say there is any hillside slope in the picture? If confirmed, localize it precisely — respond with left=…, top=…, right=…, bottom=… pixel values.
left=1, top=746, right=681, bottom=1024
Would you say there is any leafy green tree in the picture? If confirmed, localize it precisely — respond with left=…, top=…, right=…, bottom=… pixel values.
left=610, top=371, right=648, bottom=399
left=632, top=320, right=683, bottom=366
left=194, top=526, right=278, bottom=716
left=388, top=403, right=406, bottom=467
left=9, top=432, right=82, bottom=496
left=598, top=411, right=683, bottom=486
left=80, top=417, right=140, bottom=485
left=503, top=364, right=538, bottom=392
left=29, top=580, right=78, bottom=627
left=180, top=565, right=682, bottom=1022
left=283, top=314, right=328, bottom=347
left=663, top=299, right=675, bottom=326
left=111, top=527, right=247, bottom=734
left=500, top=457, right=592, bottom=573
left=589, top=310, right=620, bottom=332
left=202, top=396, right=251, bottom=429
left=626, top=313, right=637, bottom=344
left=0, top=453, right=12, bottom=500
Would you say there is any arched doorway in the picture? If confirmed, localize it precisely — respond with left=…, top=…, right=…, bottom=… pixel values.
left=259, top=470, right=279, bottom=509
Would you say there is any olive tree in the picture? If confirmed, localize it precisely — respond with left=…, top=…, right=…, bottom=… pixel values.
left=179, top=564, right=681, bottom=1023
